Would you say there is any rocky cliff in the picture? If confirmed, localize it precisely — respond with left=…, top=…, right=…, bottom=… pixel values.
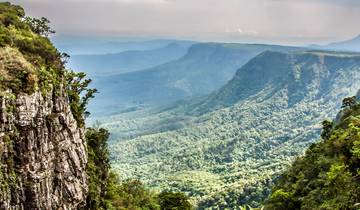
left=0, top=2, right=88, bottom=209
left=0, top=87, right=87, bottom=210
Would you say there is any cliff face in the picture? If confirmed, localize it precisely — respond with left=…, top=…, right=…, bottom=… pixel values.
left=0, top=3, right=88, bottom=209
left=0, top=88, right=88, bottom=209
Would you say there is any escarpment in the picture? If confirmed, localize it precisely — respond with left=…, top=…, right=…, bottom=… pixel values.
left=0, top=2, right=89, bottom=209
left=0, top=85, right=88, bottom=210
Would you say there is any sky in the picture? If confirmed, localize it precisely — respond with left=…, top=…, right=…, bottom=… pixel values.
left=8, top=0, right=360, bottom=45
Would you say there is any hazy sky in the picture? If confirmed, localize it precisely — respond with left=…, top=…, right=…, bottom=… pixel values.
left=8, top=0, right=360, bottom=44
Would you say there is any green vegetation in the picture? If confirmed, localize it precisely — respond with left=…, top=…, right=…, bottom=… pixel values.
left=0, top=2, right=64, bottom=94
left=65, top=71, right=97, bottom=127
left=23, top=16, right=55, bottom=37
left=85, top=127, right=193, bottom=210
left=86, top=127, right=112, bottom=209
left=2, top=2, right=360, bottom=209
left=101, top=51, right=360, bottom=209
left=265, top=99, right=360, bottom=209
left=0, top=134, right=18, bottom=198
left=0, top=2, right=96, bottom=126
left=158, top=191, right=193, bottom=210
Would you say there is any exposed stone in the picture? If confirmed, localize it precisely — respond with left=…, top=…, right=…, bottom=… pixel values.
left=0, top=88, right=88, bottom=210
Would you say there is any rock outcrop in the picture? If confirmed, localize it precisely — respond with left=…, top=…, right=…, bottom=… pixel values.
left=0, top=87, right=88, bottom=209
left=0, top=3, right=88, bottom=209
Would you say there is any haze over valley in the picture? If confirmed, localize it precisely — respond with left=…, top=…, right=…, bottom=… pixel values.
left=2, top=1, right=360, bottom=209
left=54, top=18, right=360, bottom=210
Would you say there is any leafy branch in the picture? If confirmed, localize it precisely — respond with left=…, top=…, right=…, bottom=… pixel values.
left=23, top=17, right=55, bottom=37
left=65, top=70, right=98, bottom=127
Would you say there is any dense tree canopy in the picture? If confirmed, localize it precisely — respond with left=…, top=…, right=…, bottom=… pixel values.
left=85, top=127, right=194, bottom=210
left=265, top=98, right=360, bottom=209
left=158, top=191, right=193, bottom=210
left=24, top=17, right=55, bottom=37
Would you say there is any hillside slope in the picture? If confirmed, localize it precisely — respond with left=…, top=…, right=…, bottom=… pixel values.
left=68, top=41, right=194, bottom=77
left=90, top=44, right=298, bottom=116
left=104, top=50, right=360, bottom=209
left=195, top=50, right=360, bottom=113
left=265, top=97, right=360, bottom=209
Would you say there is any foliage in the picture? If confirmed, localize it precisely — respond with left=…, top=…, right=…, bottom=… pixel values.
left=321, top=120, right=333, bottom=140
left=65, top=71, right=98, bottom=127
left=0, top=2, right=61, bottom=94
left=107, top=178, right=160, bottom=210
left=265, top=101, right=360, bottom=210
left=239, top=205, right=264, bottom=210
left=158, top=191, right=193, bottom=210
left=0, top=2, right=63, bottom=73
left=0, top=47, right=38, bottom=94
left=101, top=50, right=360, bottom=209
left=342, top=96, right=358, bottom=109
left=0, top=2, right=96, bottom=126
left=0, top=133, right=19, bottom=201
left=85, top=127, right=193, bottom=210
left=86, top=128, right=111, bottom=210
left=23, top=17, right=55, bottom=37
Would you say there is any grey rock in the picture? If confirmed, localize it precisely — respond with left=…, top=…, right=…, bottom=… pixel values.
left=0, top=88, right=88, bottom=210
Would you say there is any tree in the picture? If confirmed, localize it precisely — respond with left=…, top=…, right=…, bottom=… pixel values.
left=158, top=191, right=193, bottom=210
left=265, top=189, right=299, bottom=210
left=65, top=70, right=98, bottom=126
left=341, top=96, right=357, bottom=109
left=24, top=17, right=55, bottom=37
left=86, top=128, right=111, bottom=210
left=113, top=179, right=160, bottom=210
left=321, top=120, right=333, bottom=140
left=85, top=128, right=162, bottom=210
left=61, top=52, right=70, bottom=65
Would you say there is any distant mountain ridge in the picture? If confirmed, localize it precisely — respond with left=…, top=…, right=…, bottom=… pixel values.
left=89, top=43, right=300, bottom=116
left=326, top=34, right=360, bottom=51
left=52, top=38, right=193, bottom=55
left=68, top=41, right=194, bottom=77
left=312, top=34, right=360, bottom=52
left=194, top=50, right=360, bottom=113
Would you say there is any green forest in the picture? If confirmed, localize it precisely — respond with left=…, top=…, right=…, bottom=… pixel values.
left=265, top=97, right=360, bottom=209
left=86, top=127, right=193, bottom=210
left=102, top=49, right=360, bottom=209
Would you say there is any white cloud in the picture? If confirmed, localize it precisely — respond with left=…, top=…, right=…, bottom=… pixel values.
left=237, top=29, right=258, bottom=36
left=8, top=0, right=360, bottom=44
left=112, top=0, right=169, bottom=3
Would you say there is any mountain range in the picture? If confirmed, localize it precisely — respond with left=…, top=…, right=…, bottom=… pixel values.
left=311, top=34, right=360, bottom=52
left=67, top=41, right=194, bottom=77
left=88, top=43, right=300, bottom=116
left=3, top=2, right=359, bottom=209
left=102, top=50, right=360, bottom=209
left=52, top=37, right=190, bottom=55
